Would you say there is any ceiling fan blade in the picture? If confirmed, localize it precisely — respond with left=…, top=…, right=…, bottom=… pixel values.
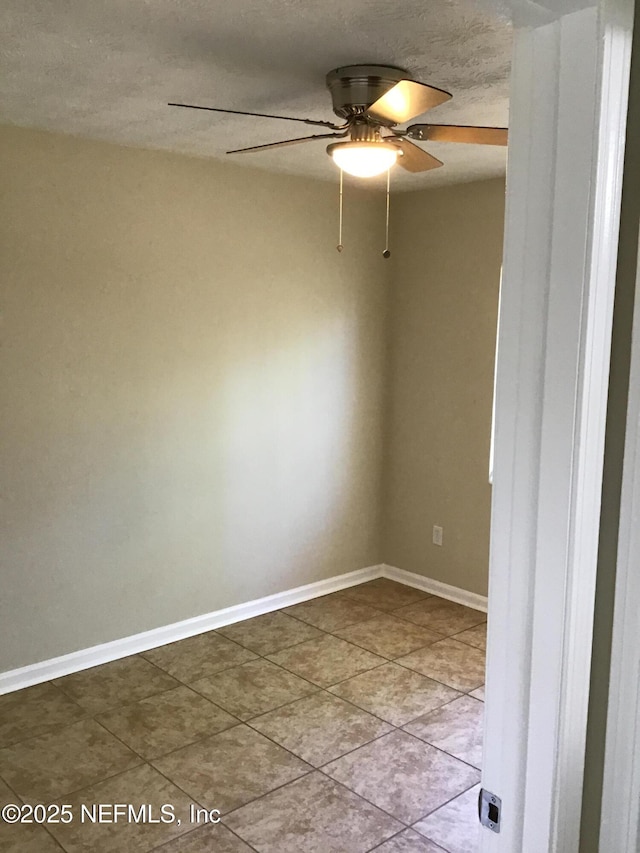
left=366, top=80, right=451, bottom=125
left=406, top=124, right=508, bottom=146
left=168, top=102, right=344, bottom=130
left=227, top=131, right=347, bottom=155
left=390, top=138, right=444, bottom=173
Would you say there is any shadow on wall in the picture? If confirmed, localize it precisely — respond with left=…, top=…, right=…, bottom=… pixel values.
left=2, top=303, right=377, bottom=670
left=0, top=125, right=388, bottom=673
left=220, top=314, right=357, bottom=595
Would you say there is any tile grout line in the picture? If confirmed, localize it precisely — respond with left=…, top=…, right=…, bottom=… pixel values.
left=94, top=692, right=246, bottom=759
left=2, top=584, right=486, bottom=849
left=221, top=763, right=412, bottom=839
left=251, top=610, right=484, bottom=695
left=5, top=665, right=392, bottom=809
left=366, top=826, right=449, bottom=852
left=41, top=823, right=69, bottom=852
left=244, top=648, right=481, bottom=739
left=2, top=605, right=483, bottom=771
left=148, top=818, right=262, bottom=853
left=185, top=675, right=321, bottom=726
left=231, top=594, right=486, bottom=835
left=230, top=695, right=481, bottom=836
left=314, top=765, right=414, bottom=831
left=2, top=696, right=480, bottom=840
left=11, top=587, right=482, bottom=747
left=1, top=625, right=481, bottom=766
left=244, top=712, right=395, bottom=769
left=86, top=714, right=265, bottom=853
left=409, top=777, right=484, bottom=843
left=245, top=593, right=486, bottom=682
left=147, top=756, right=267, bottom=852
left=391, top=654, right=485, bottom=694
left=137, top=637, right=261, bottom=684
left=171, top=648, right=432, bottom=838
left=393, top=728, right=484, bottom=774
left=0, top=678, right=240, bottom=753
left=0, top=771, right=68, bottom=853
left=259, top=621, right=485, bottom=696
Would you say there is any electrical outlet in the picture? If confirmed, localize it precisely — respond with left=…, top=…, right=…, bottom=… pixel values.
left=433, top=525, right=443, bottom=546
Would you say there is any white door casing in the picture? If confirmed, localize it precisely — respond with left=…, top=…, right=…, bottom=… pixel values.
left=598, top=83, right=640, bottom=853
left=482, top=1, right=633, bottom=851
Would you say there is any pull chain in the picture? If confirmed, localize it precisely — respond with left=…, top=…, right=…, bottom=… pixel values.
left=383, top=168, right=391, bottom=258
left=337, top=169, right=344, bottom=252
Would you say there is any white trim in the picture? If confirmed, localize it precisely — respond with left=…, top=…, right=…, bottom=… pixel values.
left=483, top=1, right=633, bottom=851
left=482, top=21, right=559, bottom=850
left=381, top=565, right=488, bottom=613
left=0, top=564, right=382, bottom=695
left=528, top=6, right=633, bottom=851
left=599, top=213, right=640, bottom=847
left=0, top=563, right=486, bottom=696
left=553, top=6, right=634, bottom=848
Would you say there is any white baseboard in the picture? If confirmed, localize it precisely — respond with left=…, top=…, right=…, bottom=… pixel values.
left=0, top=562, right=486, bottom=695
left=381, top=564, right=488, bottom=613
left=0, top=564, right=383, bottom=695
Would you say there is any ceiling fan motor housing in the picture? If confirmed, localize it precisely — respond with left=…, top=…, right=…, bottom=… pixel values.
left=326, top=64, right=409, bottom=123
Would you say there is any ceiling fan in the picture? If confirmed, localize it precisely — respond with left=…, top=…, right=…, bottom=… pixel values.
left=169, top=64, right=508, bottom=179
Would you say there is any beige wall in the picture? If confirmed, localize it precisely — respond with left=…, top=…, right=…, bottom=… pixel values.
left=383, top=179, right=505, bottom=596
left=0, top=125, right=389, bottom=672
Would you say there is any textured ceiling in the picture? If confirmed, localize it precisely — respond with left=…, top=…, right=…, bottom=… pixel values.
left=1, top=0, right=512, bottom=190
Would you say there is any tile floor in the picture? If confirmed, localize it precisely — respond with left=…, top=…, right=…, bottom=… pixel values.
left=0, top=578, right=487, bottom=853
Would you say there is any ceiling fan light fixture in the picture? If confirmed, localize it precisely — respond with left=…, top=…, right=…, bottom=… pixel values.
left=327, top=141, right=400, bottom=178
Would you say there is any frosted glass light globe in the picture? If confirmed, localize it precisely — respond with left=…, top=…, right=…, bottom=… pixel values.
left=328, top=141, right=400, bottom=178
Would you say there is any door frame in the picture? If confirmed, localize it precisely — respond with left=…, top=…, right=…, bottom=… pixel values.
left=598, top=18, right=640, bottom=843
left=598, top=218, right=640, bottom=853
left=482, top=0, right=634, bottom=850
